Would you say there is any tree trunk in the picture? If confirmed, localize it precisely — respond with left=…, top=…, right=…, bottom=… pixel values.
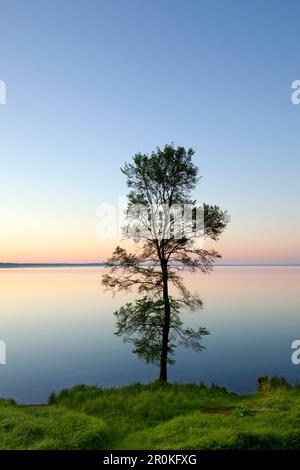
left=159, top=263, right=170, bottom=382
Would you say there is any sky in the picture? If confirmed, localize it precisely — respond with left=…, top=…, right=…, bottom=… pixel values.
left=0, top=0, right=300, bottom=264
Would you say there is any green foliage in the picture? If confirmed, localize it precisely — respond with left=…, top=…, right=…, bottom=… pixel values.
left=121, top=145, right=199, bottom=206
left=48, top=392, right=57, bottom=405
left=114, top=297, right=209, bottom=365
left=257, top=375, right=292, bottom=393
left=0, top=378, right=299, bottom=449
left=0, top=404, right=108, bottom=450
left=233, top=406, right=253, bottom=417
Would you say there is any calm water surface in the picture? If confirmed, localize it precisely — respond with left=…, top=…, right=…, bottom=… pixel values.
left=0, top=267, right=299, bottom=403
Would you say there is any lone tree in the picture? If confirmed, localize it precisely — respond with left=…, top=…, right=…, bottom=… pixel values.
left=102, top=145, right=229, bottom=382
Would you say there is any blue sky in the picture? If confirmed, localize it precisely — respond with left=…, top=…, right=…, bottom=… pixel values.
left=0, top=0, right=300, bottom=263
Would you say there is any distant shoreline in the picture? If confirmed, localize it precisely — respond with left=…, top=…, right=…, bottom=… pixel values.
left=0, top=263, right=299, bottom=269
left=0, top=263, right=107, bottom=268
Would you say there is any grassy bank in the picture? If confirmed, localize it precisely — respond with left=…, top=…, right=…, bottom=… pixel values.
left=0, top=377, right=299, bottom=450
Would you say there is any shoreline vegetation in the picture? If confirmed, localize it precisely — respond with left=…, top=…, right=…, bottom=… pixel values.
left=0, top=376, right=299, bottom=450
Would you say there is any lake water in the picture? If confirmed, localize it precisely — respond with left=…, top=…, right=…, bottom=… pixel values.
left=0, top=267, right=299, bottom=403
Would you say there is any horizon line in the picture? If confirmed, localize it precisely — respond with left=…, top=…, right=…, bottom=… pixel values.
left=1, top=262, right=300, bottom=268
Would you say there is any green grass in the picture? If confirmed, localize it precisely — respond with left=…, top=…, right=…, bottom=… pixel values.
left=0, top=377, right=299, bottom=449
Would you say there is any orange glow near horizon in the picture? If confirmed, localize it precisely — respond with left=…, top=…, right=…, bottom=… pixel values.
left=1, top=210, right=299, bottom=264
